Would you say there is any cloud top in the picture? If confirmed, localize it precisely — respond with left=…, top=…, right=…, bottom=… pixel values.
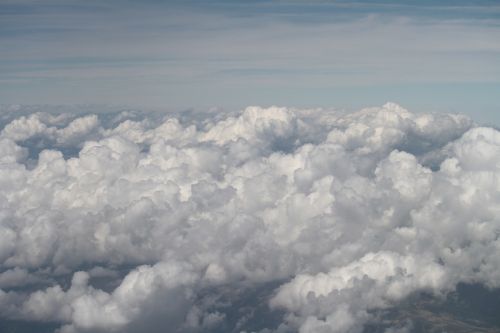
left=0, top=103, right=499, bottom=333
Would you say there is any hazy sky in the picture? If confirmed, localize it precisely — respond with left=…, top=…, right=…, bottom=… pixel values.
left=2, top=5, right=500, bottom=331
left=1, top=0, right=499, bottom=124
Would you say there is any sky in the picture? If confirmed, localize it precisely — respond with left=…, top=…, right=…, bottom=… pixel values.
left=1, top=0, right=500, bottom=124
left=2, top=3, right=500, bottom=331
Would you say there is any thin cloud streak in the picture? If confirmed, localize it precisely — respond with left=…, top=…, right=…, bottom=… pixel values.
left=1, top=1, right=499, bottom=117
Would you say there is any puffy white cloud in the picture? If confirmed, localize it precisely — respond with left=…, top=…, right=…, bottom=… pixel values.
left=270, top=252, right=447, bottom=332
left=0, top=103, right=498, bottom=332
left=1, top=114, right=53, bottom=142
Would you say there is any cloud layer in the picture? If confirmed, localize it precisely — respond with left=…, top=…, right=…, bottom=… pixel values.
left=0, top=103, right=499, bottom=333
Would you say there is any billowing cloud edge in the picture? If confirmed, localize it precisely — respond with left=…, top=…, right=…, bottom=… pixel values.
left=0, top=103, right=499, bottom=333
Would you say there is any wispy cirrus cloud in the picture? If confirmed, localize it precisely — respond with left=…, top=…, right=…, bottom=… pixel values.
left=1, top=1, right=499, bottom=122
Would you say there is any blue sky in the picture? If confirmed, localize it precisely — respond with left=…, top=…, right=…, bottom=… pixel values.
left=1, top=0, right=499, bottom=124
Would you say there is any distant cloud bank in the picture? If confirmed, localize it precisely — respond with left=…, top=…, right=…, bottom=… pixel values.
left=0, top=103, right=499, bottom=332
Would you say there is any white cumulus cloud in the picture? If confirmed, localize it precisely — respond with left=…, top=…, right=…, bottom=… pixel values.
left=0, top=103, right=499, bottom=333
